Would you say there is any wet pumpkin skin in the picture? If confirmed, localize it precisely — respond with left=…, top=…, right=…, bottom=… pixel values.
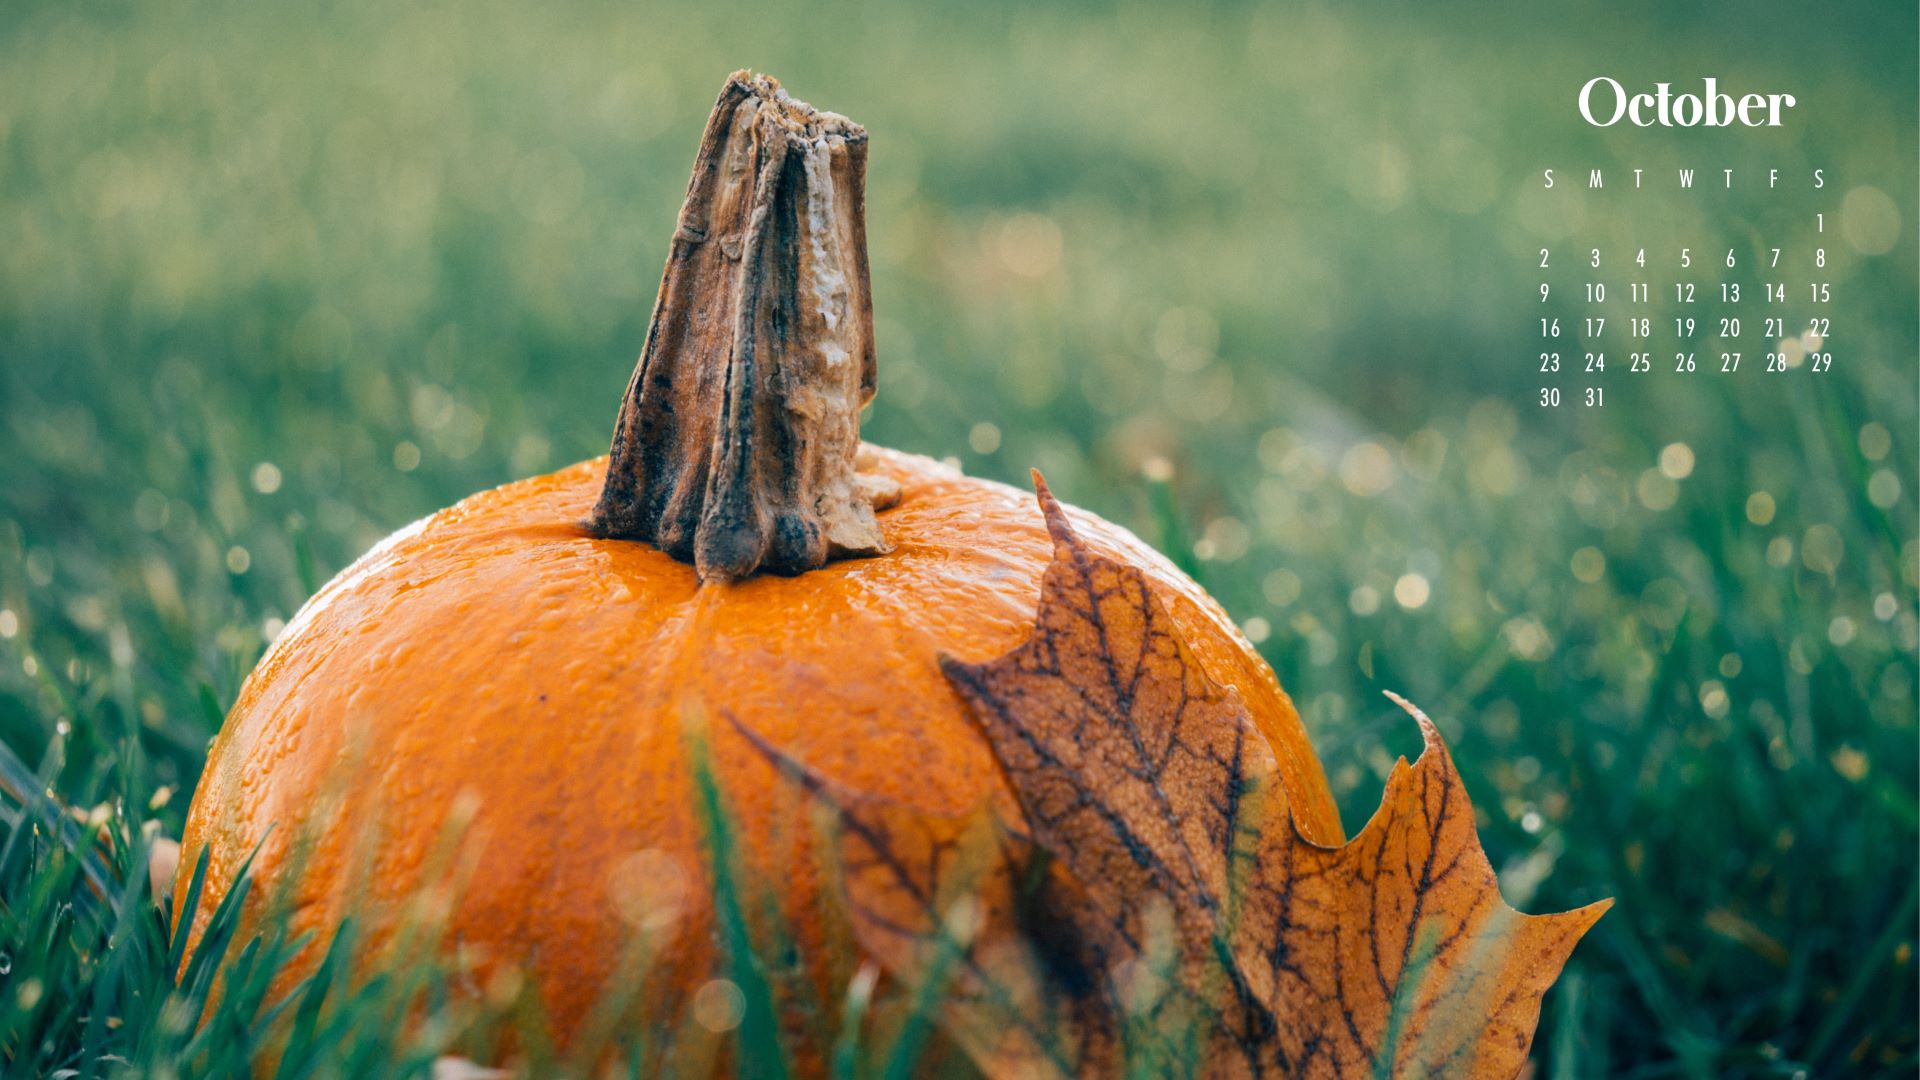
left=176, top=445, right=1343, bottom=1044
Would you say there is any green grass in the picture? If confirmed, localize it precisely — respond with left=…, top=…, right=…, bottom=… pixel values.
left=2, top=0, right=1916, bottom=1075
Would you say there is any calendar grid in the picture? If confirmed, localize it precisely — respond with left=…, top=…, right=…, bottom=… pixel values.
left=1532, top=167, right=1838, bottom=410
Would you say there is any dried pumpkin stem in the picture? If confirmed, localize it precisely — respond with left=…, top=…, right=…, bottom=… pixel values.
left=591, top=71, right=899, bottom=581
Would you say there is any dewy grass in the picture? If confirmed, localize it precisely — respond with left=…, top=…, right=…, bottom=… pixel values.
left=4, top=415, right=1917, bottom=1076
left=685, top=708, right=792, bottom=1080
left=4, top=406, right=1915, bottom=1076
left=0, top=2, right=1913, bottom=1074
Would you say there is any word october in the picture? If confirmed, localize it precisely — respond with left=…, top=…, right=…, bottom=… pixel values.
left=1579, top=77, right=1796, bottom=128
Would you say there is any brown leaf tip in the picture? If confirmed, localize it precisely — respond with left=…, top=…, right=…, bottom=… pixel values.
left=1384, top=688, right=1618, bottom=923
left=1027, top=470, right=1078, bottom=555
left=1382, top=689, right=1446, bottom=761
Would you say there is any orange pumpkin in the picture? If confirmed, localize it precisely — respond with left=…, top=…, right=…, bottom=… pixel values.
left=177, top=72, right=1342, bottom=1057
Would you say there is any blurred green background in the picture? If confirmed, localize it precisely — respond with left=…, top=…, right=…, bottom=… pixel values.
left=2, top=0, right=1914, bottom=1074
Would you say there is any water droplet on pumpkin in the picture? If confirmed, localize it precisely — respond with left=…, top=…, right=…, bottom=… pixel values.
left=608, top=848, right=690, bottom=933
left=692, top=978, right=745, bottom=1032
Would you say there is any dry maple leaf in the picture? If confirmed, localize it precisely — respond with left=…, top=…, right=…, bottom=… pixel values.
left=739, top=475, right=1608, bottom=1078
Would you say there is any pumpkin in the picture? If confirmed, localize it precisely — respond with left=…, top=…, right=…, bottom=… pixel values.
left=176, top=71, right=1342, bottom=1056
